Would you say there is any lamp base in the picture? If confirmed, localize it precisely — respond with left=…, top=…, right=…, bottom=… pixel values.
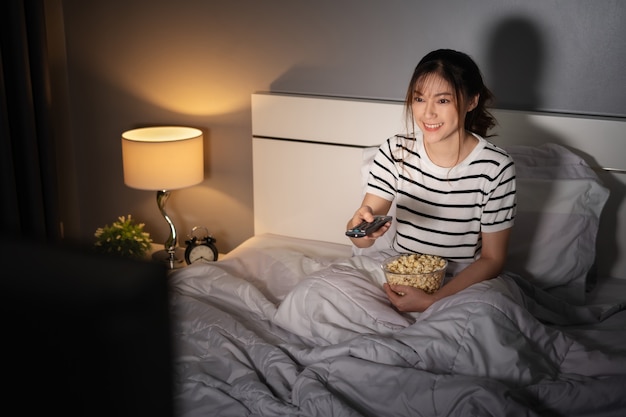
left=152, top=247, right=186, bottom=269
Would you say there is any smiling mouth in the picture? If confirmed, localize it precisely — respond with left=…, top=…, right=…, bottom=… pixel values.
left=424, top=123, right=443, bottom=130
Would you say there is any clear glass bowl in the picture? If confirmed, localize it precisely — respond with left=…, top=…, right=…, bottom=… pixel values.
left=381, top=254, right=447, bottom=294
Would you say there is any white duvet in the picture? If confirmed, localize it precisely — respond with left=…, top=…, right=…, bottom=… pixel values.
left=169, top=242, right=626, bottom=417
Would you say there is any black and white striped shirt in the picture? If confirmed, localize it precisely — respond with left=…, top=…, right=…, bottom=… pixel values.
left=367, top=133, right=516, bottom=263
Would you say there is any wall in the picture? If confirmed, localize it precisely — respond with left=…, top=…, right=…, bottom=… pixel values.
left=57, top=0, right=626, bottom=253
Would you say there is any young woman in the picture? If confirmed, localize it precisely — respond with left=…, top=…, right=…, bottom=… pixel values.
left=347, top=49, right=517, bottom=313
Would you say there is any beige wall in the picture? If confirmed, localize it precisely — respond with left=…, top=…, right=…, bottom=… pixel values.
left=53, top=0, right=626, bottom=253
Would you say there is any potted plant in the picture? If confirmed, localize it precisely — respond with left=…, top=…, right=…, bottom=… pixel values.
left=94, top=215, right=152, bottom=259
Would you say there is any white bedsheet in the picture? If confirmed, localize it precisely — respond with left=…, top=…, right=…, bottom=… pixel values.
left=169, top=235, right=626, bottom=417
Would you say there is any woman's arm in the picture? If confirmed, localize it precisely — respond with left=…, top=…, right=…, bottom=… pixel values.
left=384, top=227, right=511, bottom=312
left=347, top=193, right=393, bottom=248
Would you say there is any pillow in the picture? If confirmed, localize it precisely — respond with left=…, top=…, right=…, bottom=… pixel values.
left=352, top=147, right=397, bottom=256
left=218, top=234, right=352, bottom=304
left=503, top=143, right=609, bottom=304
left=356, top=143, right=609, bottom=305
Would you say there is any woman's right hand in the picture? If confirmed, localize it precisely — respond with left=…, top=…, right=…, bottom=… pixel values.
left=347, top=205, right=391, bottom=247
left=348, top=205, right=375, bottom=228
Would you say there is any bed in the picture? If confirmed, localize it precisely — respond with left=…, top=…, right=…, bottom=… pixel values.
left=168, top=92, right=626, bottom=417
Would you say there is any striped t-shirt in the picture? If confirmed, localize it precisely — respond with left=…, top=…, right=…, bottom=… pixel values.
left=366, top=133, right=516, bottom=263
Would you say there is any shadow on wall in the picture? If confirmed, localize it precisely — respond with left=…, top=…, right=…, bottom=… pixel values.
left=487, top=16, right=544, bottom=111
left=485, top=16, right=622, bottom=284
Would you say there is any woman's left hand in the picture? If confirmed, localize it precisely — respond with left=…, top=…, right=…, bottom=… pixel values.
left=383, top=283, right=437, bottom=313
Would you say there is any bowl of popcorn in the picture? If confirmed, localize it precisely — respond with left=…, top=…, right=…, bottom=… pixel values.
left=381, top=253, right=447, bottom=294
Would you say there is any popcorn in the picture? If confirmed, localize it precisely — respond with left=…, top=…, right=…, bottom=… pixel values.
left=382, top=254, right=447, bottom=294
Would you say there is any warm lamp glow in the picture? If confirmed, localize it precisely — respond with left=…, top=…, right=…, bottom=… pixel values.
left=121, top=126, right=204, bottom=190
left=121, top=126, right=204, bottom=269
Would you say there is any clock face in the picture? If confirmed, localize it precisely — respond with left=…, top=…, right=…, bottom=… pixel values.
left=188, top=244, right=216, bottom=263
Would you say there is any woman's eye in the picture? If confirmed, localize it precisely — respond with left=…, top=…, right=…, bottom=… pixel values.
left=438, top=98, right=450, bottom=104
left=414, top=97, right=424, bottom=103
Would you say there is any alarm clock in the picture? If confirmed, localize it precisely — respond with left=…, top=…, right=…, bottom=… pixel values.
left=184, top=226, right=218, bottom=264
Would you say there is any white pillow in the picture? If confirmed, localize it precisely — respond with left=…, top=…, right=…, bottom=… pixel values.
left=504, top=144, right=609, bottom=304
left=357, top=143, right=609, bottom=305
left=219, top=234, right=352, bottom=304
left=352, top=147, right=397, bottom=257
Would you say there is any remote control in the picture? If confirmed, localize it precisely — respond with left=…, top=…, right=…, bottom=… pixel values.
left=345, top=216, right=392, bottom=238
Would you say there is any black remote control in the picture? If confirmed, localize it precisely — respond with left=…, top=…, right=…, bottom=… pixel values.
left=345, top=216, right=392, bottom=238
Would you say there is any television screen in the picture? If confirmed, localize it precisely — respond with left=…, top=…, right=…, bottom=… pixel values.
left=2, top=237, right=173, bottom=417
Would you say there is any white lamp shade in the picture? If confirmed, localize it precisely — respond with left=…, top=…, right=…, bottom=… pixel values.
left=121, top=126, right=204, bottom=190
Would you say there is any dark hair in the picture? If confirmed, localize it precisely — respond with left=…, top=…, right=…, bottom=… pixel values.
left=404, top=49, right=496, bottom=137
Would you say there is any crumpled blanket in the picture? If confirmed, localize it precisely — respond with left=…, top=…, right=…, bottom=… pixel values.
left=169, top=252, right=626, bottom=417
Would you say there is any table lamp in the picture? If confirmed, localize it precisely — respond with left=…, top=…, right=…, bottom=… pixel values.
left=121, top=126, right=204, bottom=268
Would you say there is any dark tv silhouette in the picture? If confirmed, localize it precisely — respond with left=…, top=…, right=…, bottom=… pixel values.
left=2, top=237, right=174, bottom=417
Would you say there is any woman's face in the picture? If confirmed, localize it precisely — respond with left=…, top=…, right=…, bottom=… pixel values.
left=411, top=73, right=462, bottom=146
